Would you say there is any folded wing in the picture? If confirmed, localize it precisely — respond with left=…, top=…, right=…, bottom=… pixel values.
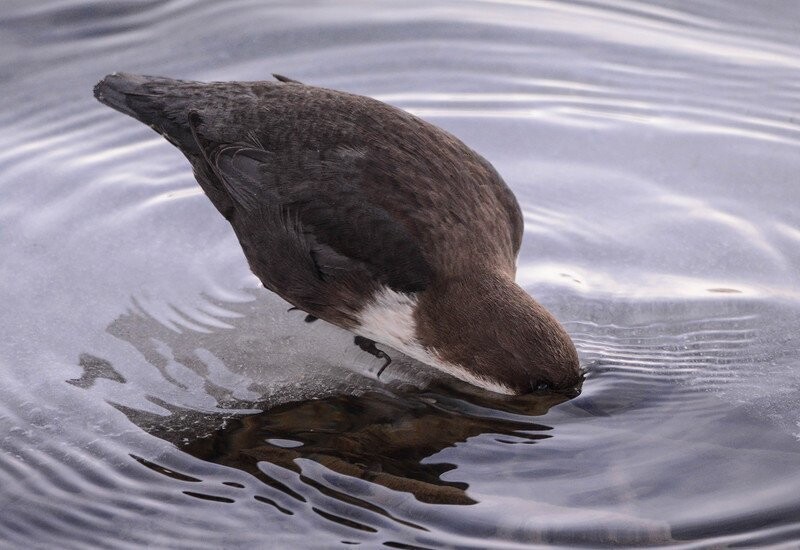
left=188, top=111, right=434, bottom=299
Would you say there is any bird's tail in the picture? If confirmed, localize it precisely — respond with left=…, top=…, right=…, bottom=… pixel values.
left=93, top=72, right=199, bottom=151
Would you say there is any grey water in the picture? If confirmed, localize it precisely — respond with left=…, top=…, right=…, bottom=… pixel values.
left=2, top=0, right=799, bottom=547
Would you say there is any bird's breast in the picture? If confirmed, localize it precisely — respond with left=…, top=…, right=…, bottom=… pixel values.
left=353, top=286, right=516, bottom=394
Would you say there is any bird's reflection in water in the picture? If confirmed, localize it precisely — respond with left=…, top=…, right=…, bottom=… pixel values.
left=86, top=292, right=575, bottom=507
left=123, top=388, right=567, bottom=506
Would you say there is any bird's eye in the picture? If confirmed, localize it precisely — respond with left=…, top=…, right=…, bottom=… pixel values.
left=533, top=381, right=550, bottom=392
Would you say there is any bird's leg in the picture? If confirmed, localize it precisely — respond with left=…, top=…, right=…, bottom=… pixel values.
left=353, top=336, right=392, bottom=377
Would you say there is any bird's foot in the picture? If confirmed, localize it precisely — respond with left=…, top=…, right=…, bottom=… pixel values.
left=287, top=307, right=318, bottom=323
left=354, top=336, right=392, bottom=377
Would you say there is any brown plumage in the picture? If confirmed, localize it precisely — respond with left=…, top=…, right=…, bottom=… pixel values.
left=94, top=72, right=581, bottom=396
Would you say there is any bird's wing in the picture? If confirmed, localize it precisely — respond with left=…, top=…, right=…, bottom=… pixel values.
left=188, top=112, right=433, bottom=293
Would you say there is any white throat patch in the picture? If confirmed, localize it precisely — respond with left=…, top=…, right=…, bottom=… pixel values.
left=354, top=286, right=515, bottom=395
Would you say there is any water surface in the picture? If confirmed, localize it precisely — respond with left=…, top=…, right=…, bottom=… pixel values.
left=2, top=0, right=799, bottom=547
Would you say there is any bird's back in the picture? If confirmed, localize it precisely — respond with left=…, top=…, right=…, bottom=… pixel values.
left=94, top=74, right=523, bottom=279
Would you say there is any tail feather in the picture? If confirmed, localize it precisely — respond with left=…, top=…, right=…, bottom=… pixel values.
left=93, top=72, right=198, bottom=151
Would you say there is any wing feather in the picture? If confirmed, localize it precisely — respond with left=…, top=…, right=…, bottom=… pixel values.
left=188, top=112, right=433, bottom=293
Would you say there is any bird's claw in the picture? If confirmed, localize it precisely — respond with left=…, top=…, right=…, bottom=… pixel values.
left=354, top=336, right=392, bottom=377
left=288, top=306, right=318, bottom=323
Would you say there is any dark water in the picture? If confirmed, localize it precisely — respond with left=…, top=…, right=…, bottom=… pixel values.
left=2, top=1, right=800, bottom=547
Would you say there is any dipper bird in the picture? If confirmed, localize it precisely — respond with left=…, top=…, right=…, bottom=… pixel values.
left=94, top=73, right=581, bottom=396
